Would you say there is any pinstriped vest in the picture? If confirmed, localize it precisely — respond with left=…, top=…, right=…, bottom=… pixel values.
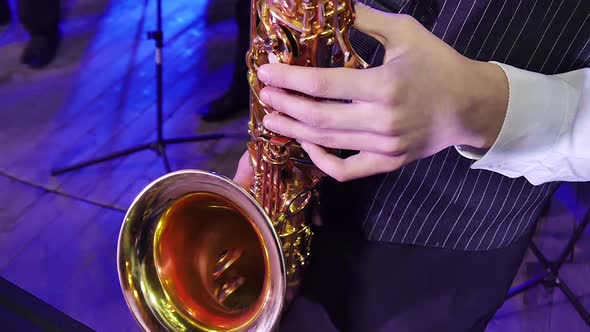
left=322, top=0, right=590, bottom=251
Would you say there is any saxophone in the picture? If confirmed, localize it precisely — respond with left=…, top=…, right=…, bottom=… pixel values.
left=117, top=0, right=368, bottom=331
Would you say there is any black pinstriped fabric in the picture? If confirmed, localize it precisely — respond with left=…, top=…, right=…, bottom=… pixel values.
left=323, top=0, right=589, bottom=251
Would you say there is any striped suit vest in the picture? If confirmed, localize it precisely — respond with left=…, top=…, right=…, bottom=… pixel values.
left=321, top=0, right=590, bottom=251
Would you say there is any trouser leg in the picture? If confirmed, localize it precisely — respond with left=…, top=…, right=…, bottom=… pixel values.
left=231, top=0, right=251, bottom=91
left=201, top=0, right=251, bottom=121
left=279, top=222, right=535, bottom=332
left=17, top=0, right=60, bottom=37
left=0, top=0, right=11, bottom=24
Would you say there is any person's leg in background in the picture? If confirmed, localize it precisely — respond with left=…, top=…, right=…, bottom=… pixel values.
left=0, top=0, right=10, bottom=26
left=17, top=0, right=61, bottom=68
left=202, top=0, right=250, bottom=122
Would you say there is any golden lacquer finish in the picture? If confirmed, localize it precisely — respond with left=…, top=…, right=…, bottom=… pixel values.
left=117, top=0, right=367, bottom=331
left=246, top=0, right=368, bottom=286
left=118, top=172, right=286, bottom=332
left=154, top=193, right=268, bottom=331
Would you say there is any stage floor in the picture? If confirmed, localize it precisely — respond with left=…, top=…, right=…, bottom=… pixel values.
left=0, top=0, right=588, bottom=331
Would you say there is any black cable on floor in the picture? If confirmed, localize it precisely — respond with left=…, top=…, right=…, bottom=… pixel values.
left=0, top=171, right=126, bottom=213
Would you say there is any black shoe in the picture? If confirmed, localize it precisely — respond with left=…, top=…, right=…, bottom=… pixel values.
left=202, top=88, right=250, bottom=122
left=20, top=32, right=61, bottom=69
left=0, top=1, right=10, bottom=27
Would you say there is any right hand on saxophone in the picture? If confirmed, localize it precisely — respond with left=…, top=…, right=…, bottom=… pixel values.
left=241, top=3, right=510, bottom=182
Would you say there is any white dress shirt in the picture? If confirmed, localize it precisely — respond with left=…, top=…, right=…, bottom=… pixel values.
left=456, top=63, right=590, bottom=185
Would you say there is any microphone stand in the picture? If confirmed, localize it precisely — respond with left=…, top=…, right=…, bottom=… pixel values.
left=51, top=0, right=227, bottom=175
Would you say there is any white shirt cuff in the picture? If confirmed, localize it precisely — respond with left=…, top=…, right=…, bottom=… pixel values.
left=455, top=62, right=589, bottom=185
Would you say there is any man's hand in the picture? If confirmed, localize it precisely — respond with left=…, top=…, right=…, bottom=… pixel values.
left=256, top=4, right=509, bottom=182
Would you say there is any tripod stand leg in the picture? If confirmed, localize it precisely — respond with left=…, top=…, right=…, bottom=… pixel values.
left=555, top=210, right=590, bottom=270
left=51, top=0, right=232, bottom=178
left=525, top=216, right=590, bottom=327
left=163, top=133, right=227, bottom=145
left=506, top=274, right=547, bottom=299
left=556, top=277, right=590, bottom=326
left=51, top=143, right=154, bottom=176
left=152, top=143, right=171, bottom=173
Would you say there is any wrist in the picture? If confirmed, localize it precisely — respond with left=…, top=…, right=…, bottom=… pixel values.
left=458, top=60, right=509, bottom=149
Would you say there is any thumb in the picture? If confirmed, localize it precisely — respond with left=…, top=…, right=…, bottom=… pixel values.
left=353, top=3, right=397, bottom=46
left=232, top=151, right=254, bottom=190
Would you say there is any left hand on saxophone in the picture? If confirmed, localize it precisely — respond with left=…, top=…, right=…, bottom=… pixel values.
left=256, top=4, right=509, bottom=182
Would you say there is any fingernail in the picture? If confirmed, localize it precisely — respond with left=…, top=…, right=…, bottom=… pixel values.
left=257, top=65, right=270, bottom=83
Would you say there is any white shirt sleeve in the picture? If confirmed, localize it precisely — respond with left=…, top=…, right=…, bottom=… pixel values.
left=455, top=62, right=590, bottom=185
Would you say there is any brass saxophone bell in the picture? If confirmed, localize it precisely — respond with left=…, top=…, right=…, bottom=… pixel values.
left=117, top=170, right=286, bottom=331
left=117, top=0, right=369, bottom=330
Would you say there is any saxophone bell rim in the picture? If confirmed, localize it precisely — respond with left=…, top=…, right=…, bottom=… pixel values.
left=116, top=169, right=287, bottom=332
